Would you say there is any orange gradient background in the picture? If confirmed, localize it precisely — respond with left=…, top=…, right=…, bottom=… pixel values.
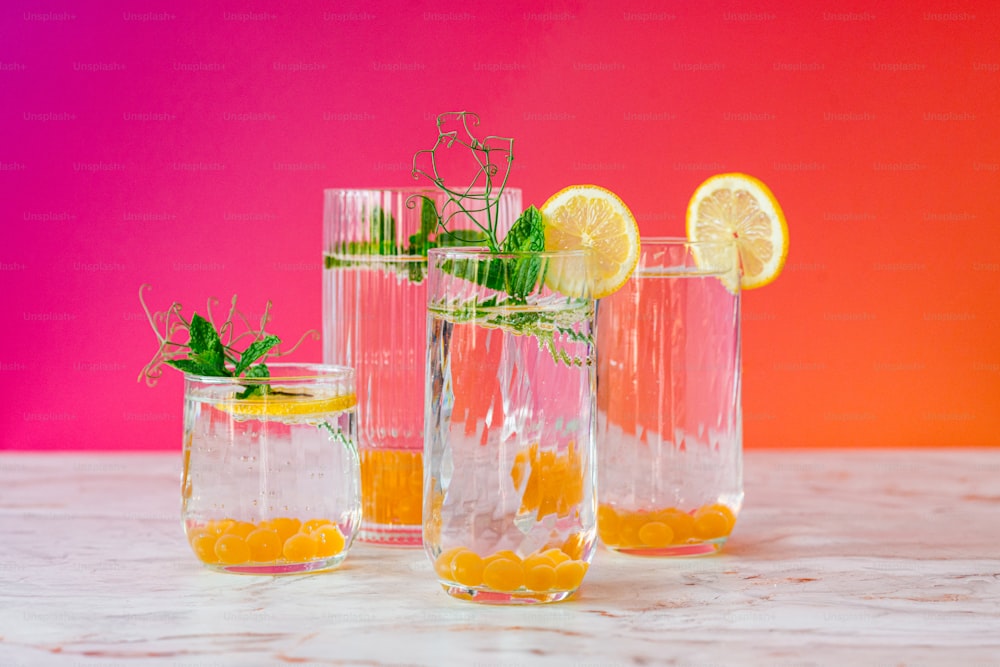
left=1, top=0, right=998, bottom=450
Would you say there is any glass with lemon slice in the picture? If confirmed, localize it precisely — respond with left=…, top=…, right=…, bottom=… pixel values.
left=422, top=184, right=643, bottom=604
left=597, top=173, right=788, bottom=557
left=181, top=363, right=361, bottom=574
left=424, top=247, right=598, bottom=604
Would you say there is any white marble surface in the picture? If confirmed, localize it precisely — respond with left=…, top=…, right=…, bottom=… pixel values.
left=1, top=450, right=998, bottom=667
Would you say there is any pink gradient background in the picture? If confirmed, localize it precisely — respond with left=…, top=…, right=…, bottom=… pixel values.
left=2, top=0, right=998, bottom=451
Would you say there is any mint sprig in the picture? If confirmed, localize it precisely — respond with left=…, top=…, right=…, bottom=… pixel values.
left=138, top=285, right=314, bottom=394
left=160, top=313, right=279, bottom=399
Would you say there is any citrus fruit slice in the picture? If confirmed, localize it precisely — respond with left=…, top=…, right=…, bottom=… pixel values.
left=539, top=185, right=640, bottom=298
left=686, top=173, right=788, bottom=290
left=215, top=390, right=357, bottom=419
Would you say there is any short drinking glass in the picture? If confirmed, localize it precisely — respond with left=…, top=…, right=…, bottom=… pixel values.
left=181, top=363, right=361, bottom=574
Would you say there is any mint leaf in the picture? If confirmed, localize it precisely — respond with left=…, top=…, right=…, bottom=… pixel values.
left=188, top=314, right=226, bottom=374
left=436, top=208, right=545, bottom=296
left=234, top=335, right=280, bottom=376
left=501, top=206, right=546, bottom=254
left=500, top=206, right=545, bottom=298
left=165, top=357, right=224, bottom=376
left=236, top=363, right=270, bottom=399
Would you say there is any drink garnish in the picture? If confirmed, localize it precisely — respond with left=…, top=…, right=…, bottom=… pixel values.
left=137, top=284, right=315, bottom=399
left=686, top=172, right=789, bottom=290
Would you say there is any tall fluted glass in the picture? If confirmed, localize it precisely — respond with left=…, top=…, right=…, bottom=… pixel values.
left=323, top=188, right=520, bottom=545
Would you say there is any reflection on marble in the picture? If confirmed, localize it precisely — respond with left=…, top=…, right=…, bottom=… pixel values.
left=1, top=450, right=999, bottom=666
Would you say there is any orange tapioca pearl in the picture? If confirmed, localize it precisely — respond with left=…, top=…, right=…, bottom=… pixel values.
left=597, top=505, right=621, bottom=545
left=523, top=552, right=553, bottom=572
left=282, top=532, right=319, bottom=562
left=214, top=534, right=251, bottom=565
left=224, top=521, right=256, bottom=539
left=190, top=532, right=219, bottom=564
left=482, top=558, right=525, bottom=592
left=434, top=547, right=465, bottom=579
left=619, top=513, right=647, bottom=548
left=484, top=550, right=522, bottom=567
left=637, top=521, right=674, bottom=548
left=693, top=507, right=731, bottom=540
left=704, top=503, right=737, bottom=532
left=246, top=528, right=282, bottom=562
left=302, top=518, right=332, bottom=534
left=659, top=509, right=695, bottom=544
left=541, top=548, right=571, bottom=566
left=208, top=519, right=235, bottom=536
left=554, top=560, right=587, bottom=590
left=267, top=517, right=302, bottom=543
left=313, top=525, right=346, bottom=558
left=450, top=550, right=485, bottom=587
left=524, top=562, right=557, bottom=591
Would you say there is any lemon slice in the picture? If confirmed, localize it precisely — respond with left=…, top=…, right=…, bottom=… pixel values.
left=215, top=391, right=357, bottom=419
left=539, top=185, right=640, bottom=298
left=686, top=173, right=789, bottom=290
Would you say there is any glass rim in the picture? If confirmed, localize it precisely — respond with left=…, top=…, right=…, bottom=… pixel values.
left=323, top=186, right=523, bottom=195
left=427, top=246, right=591, bottom=261
left=639, top=235, right=737, bottom=248
left=182, top=362, right=354, bottom=384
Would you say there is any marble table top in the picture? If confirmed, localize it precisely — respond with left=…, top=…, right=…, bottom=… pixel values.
left=1, top=449, right=998, bottom=666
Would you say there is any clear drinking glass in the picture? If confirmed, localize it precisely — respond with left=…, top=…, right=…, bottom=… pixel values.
left=323, top=187, right=520, bottom=546
left=596, top=238, right=742, bottom=557
left=181, top=363, right=361, bottom=574
left=424, top=247, right=597, bottom=604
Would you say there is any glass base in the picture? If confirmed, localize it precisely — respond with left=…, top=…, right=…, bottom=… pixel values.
left=607, top=537, right=726, bottom=557
left=358, top=522, right=423, bottom=547
left=203, top=555, right=348, bottom=575
left=441, top=584, right=577, bottom=605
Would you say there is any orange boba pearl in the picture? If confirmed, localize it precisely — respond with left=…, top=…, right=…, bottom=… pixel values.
left=302, top=518, right=332, bottom=534
left=246, top=527, right=282, bottom=562
left=542, top=548, right=571, bottom=566
left=524, top=562, right=557, bottom=591
left=313, top=525, right=346, bottom=558
left=214, top=534, right=251, bottom=565
left=190, top=532, right=219, bottom=564
left=597, top=504, right=621, bottom=545
left=619, top=513, right=647, bottom=548
left=693, top=507, right=731, bottom=540
left=705, top=503, right=737, bottom=532
left=225, top=521, right=257, bottom=539
left=484, top=550, right=522, bottom=567
left=554, top=560, right=587, bottom=590
left=434, top=547, right=465, bottom=579
left=638, top=521, right=674, bottom=548
left=450, top=550, right=485, bottom=587
left=208, top=519, right=235, bottom=536
left=482, top=557, right=525, bottom=592
left=283, top=532, right=319, bottom=562
left=268, top=517, right=302, bottom=543
left=660, top=509, right=695, bottom=544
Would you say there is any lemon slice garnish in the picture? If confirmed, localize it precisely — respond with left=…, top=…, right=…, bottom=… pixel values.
left=215, top=391, right=357, bottom=419
left=686, top=173, right=789, bottom=290
left=539, top=185, right=640, bottom=298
